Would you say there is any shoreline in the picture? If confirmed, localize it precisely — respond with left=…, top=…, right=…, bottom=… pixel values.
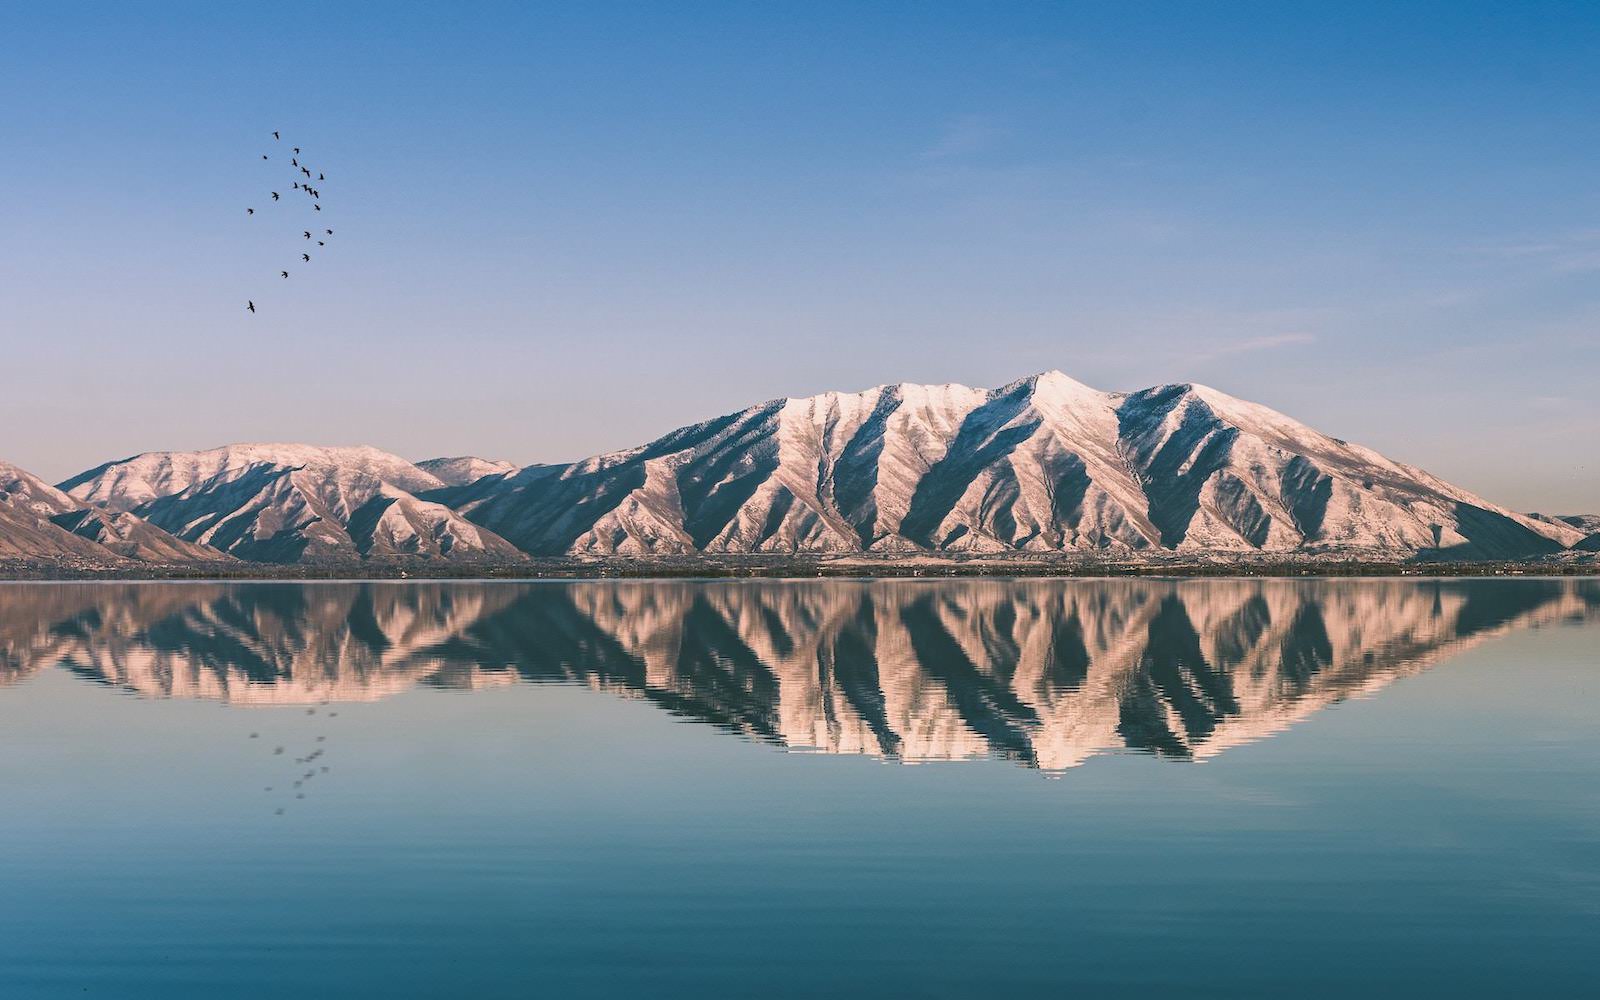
left=3, top=558, right=1596, bottom=582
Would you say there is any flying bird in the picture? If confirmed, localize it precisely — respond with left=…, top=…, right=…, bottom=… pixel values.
left=273, top=131, right=279, bottom=140
left=317, top=241, right=324, bottom=246
left=281, top=271, right=289, bottom=278
left=271, top=191, right=279, bottom=201
left=313, top=204, right=321, bottom=211
left=303, top=231, right=311, bottom=239
left=261, top=154, right=268, bottom=160
left=301, top=253, right=310, bottom=261
left=247, top=301, right=255, bottom=313
left=325, top=229, right=332, bottom=235
left=318, top=173, right=324, bottom=180
left=292, top=158, right=298, bottom=167
left=293, top=147, right=300, bottom=154
left=246, top=207, right=254, bottom=215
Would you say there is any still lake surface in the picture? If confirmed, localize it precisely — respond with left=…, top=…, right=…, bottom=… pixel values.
left=1, top=577, right=1597, bottom=997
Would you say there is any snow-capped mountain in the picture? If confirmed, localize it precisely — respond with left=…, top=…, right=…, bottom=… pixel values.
left=59, top=444, right=524, bottom=563
left=1, top=459, right=222, bottom=565
left=417, top=456, right=518, bottom=487
left=446, top=371, right=1585, bottom=559
left=14, top=372, right=1593, bottom=568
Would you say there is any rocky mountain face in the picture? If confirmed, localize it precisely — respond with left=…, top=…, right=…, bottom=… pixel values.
left=5, top=578, right=1595, bottom=768
left=447, top=372, right=1585, bottom=560
left=58, top=445, right=524, bottom=564
left=4, top=372, right=1592, bottom=568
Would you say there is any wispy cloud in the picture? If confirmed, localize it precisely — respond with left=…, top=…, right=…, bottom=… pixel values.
left=922, top=114, right=1008, bottom=159
left=1470, top=228, right=1600, bottom=273
left=1191, top=332, right=1317, bottom=364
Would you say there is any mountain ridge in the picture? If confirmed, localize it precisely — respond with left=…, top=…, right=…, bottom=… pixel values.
left=444, top=371, right=1585, bottom=560
left=2, top=371, right=1595, bottom=569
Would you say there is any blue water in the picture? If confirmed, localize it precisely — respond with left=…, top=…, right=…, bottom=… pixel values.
left=1, top=579, right=1597, bottom=997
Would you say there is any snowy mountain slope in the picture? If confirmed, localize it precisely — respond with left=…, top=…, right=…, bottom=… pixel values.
left=1, top=459, right=220, bottom=564
left=61, top=444, right=446, bottom=510
left=450, top=372, right=1585, bottom=559
left=49, top=508, right=233, bottom=563
left=1112, top=382, right=1578, bottom=557
left=0, top=502, right=124, bottom=565
left=416, top=456, right=518, bottom=487
left=59, top=445, right=523, bottom=564
left=21, top=375, right=1591, bottom=566
left=1531, top=513, right=1600, bottom=551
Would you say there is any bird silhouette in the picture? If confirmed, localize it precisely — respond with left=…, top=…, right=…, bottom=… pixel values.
left=318, top=173, right=324, bottom=180
left=273, top=131, right=280, bottom=140
left=247, top=301, right=255, bottom=313
left=301, top=253, right=310, bottom=262
left=325, top=229, right=332, bottom=235
left=302, top=167, right=311, bottom=177
left=292, top=158, right=298, bottom=167
left=281, top=271, right=289, bottom=278
left=271, top=191, right=279, bottom=201
left=317, top=241, right=324, bottom=246
left=293, top=147, right=300, bottom=154
left=261, top=154, right=268, bottom=160
left=303, top=231, right=311, bottom=239
left=314, top=204, right=321, bottom=211
left=246, top=207, right=254, bottom=215
left=293, top=182, right=300, bottom=189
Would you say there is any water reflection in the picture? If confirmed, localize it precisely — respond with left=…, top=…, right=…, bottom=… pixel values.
left=3, top=579, right=1596, bottom=769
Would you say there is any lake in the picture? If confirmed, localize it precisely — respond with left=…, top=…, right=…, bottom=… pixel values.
left=2, top=578, right=1597, bottom=997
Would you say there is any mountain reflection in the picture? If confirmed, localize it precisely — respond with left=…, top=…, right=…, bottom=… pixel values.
left=3, top=579, right=1597, bottom=769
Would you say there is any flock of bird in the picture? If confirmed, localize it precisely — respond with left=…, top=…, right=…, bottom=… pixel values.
left=246, top=130, right=335, bottom=313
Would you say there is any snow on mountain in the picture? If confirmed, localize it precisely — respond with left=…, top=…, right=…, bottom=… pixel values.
left=19, top=374, right=1592, bottom=567
left=61, top=444, right=446, bottom=510
left=0, top=500, right=124, bottom=566
left=0, top=459, right=221, bottom=565
left=1, top=459, right=82, bottom=519
left=1531, top=513, right=1600, bottom=550
left=416, top=456, right=518, bottom=487
left=59, top=444, right=523, bottom=564
left=450, top=371, right=1586, bottom=559
left=47, top=508, right=231, bottom=563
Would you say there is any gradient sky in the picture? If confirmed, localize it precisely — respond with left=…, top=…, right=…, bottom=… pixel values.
left=1, top=1, right=1596, bottom=510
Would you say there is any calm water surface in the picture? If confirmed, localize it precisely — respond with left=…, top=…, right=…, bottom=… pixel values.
left=2, top=578, right=1598, bottom=997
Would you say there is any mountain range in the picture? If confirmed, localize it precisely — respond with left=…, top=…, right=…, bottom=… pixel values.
left=3, top=372, right=1595, bottom=570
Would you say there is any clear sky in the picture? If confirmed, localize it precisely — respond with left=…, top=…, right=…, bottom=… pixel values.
left=1, top=1, right=1596, bottom=511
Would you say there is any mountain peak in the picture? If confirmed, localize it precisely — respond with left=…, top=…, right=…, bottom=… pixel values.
left=25, top=369, right=1594, bottom=566
left=417, top=456, right=519, bottom=487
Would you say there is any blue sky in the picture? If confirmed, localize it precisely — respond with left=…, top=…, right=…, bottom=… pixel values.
left=1, top=1, right=1596, bottom=510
